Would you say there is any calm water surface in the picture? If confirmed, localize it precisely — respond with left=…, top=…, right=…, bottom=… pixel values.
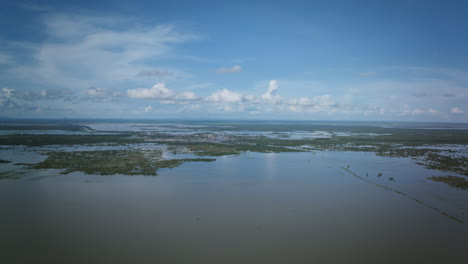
left=0, top=151, right=467, bottom=263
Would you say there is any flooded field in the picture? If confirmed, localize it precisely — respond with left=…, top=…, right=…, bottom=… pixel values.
left=0, top=120, right=467, bottom=263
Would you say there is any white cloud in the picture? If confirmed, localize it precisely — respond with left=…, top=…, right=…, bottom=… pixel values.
left=204, top=80, right=339, bottom=116
left=7, top=14, right=198, bottom=91
left=176, top=91, right=198, bottom=100
left=144, top=105, right=152, bottom=112
left=2, top=88, right=14, bottom=98
left=128, top=83, right=173, bottom=99
left=128, top=82, right=199, bottom=101
left=86, top=87, right=121, bottom=102
left=288, top=97, right=312, bottom=105
left=87, top=87, right=107, bottom=96
left=260, top=80, right=284, bottom=104
left=288, top=106, right=301, bottom=112
left=215, top=65, right=242, bottom=74
left=428, top=108, right=438, bottom=113
left=401, top=105, right=424, bottom=115
left=451, top=107, right=464, bottom=114
left=288, top=94, right=335, bottom=107
left=223, top=105, right=233, bottom=112
left=205, top=89, right=245, bottom=103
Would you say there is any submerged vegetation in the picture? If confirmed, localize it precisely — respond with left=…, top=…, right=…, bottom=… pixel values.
left=164, top=141, right=301, bottom=156
left=342, top=167, right=464, bottom=223
left=0, top=170, right=28, bottom=179
left=428, top=176, right=468, bottom=190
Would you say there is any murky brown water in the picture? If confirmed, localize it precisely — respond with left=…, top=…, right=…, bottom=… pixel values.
left=1, top=151, right=467, bottom=263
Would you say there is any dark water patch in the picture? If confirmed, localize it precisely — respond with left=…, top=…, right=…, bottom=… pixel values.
left=0, top=134, right=143, bottom=146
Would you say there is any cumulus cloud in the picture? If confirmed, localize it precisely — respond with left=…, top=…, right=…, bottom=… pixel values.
left=128, top=83, right=172, bottom=99
left=216, top=65, right=242, bottom=74
left=260, top=80, right=284, bottom=104
left=128, top=82, right=199, bottom=101
left=203, top=80, right=340, bottom=115
left=122, top=79, right=412, bottom=117
left=205, top=89, right=245, bottom=103
left=16, top=88, right=76, bottom=101
left=401, top=105, right=424, bottom=115
left=0, top=87, right=40, bottom=112
left=137, top=69, right=173, bottom=78
left=2, top=88, right=14, bottom=98
left=223, top=105, right=233, bottom=112
left=87, top=87, right=107, bottom=96
left=288, top=97, right=313, bottom=106
left=451, top=107, right=464, bottom=114
left=85, top=87, right=122, bottom=102
left=176, top=91, right=198, bottom=100
left=288, top=94, right=335, bottom=107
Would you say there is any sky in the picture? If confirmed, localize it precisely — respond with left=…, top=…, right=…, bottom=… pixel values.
left=0, top=0, right=467, bottom=121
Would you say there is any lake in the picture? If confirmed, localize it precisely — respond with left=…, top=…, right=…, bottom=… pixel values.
left=1, top=151, right=466, bottom=263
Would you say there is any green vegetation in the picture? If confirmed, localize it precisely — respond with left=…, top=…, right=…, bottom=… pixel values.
left=424, top=153, right=468, bottom=176
left=1, top=121, right=466, bottom=179
left=428, top=176, right=468, bottom=190
left=0, top=159, right=11, bottom=163
left=161, top=141, right=301, bottom=156
left=31, top=150, right=158, bottom=175
left=29, top=150, right=215, bottom=176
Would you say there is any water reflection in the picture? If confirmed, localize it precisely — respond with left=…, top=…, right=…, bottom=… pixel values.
left=264, top=152, right=277, bottom=180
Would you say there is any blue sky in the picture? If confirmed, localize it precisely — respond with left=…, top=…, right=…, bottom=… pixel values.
left=0, top=0, right=467, bottom=121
